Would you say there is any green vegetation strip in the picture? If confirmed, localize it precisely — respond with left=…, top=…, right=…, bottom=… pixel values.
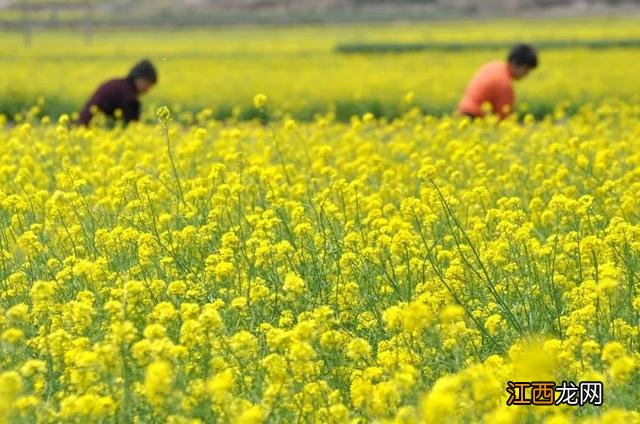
left=0, top=96, right=593, bottom=124
left=335, top=39, right=640, bottom=54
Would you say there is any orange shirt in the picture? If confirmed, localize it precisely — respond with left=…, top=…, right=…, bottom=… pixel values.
left=458, top=61, right=514, bottom=119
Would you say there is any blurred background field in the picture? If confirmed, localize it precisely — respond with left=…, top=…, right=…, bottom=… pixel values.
left=1, top=2, right=640, bottom=121
left=2, top=0, right=640, bottom=26
left=2, top=3, right=640, bottom=423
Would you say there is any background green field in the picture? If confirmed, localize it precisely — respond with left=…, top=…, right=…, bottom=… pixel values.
left=1, top=17, right=640, bottom=121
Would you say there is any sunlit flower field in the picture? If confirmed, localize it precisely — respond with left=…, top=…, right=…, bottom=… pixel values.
left=0, top=96, right=639, bottom=422
left=2, top=15, right=640, bottom=424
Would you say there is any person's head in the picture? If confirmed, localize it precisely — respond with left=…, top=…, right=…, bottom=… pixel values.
left=127, top=59, right=157, bottom=95
left=507, top=44, right=538, bottom=80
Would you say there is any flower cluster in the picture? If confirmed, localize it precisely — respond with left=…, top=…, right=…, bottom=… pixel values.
left=0, top=100, right=639, bottom=422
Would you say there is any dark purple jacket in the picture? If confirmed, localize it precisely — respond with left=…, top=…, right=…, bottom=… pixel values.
left=79, top=78, right=140, bottom=125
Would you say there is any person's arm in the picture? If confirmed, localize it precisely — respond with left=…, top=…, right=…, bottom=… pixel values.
left=78, top=83, right=113, bottom=125
left=120, top=99, right=141, bottom=123
left=492, top=82, right=515, bottom=119
left=78, top=102, right=93, bottom=126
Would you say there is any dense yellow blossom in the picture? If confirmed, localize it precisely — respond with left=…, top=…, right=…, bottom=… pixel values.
left=1, top=18, right=640, bottom=422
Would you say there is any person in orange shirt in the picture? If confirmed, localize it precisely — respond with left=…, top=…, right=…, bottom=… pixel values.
left=458, top=44, right=538, bottom=119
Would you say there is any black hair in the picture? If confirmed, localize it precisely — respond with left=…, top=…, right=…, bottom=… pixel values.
left=507, top=44, right=538, bottom=68
left=128, top=59, right=158, bottom=83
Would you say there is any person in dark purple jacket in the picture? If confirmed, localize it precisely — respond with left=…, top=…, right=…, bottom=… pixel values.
left=79, top=59, right=158, bottom=125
